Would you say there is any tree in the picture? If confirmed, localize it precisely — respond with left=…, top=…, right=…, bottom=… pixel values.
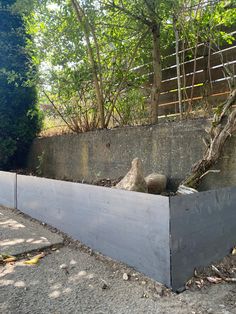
left=15, top=0, right=235, bottom=134
left=177, top=0, right=236, bottom=192
left=21, top=0, right=149, bottom=131
left=105, top=0, right=174, bottom=124
left=0, top=0, right=41, bottom=169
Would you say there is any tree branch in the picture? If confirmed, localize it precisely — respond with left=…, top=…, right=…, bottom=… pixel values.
left=43, top=91, right=77, bottom=133
left=106, top=1, right=152, bottom=26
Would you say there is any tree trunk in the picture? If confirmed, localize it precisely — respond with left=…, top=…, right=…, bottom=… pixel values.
left=150, top=24, right=161, bottom=124
left=179, top=89, right=236, bottom=191
left=71, top=0, right=105, bottom=128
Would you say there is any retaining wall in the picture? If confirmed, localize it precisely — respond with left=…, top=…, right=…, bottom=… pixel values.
left=17, top=175, right=171, bottom=287
left=170, top=188, right=236, bottom=290
left=27, top=119, right=236, bottom=191
left=1, top=171, right=236, bottom=291
left=0, top=171, right=16, bottom=209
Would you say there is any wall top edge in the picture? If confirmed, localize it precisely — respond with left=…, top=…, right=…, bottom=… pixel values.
left=170, top=185, right=236, bottom=201
left=0, top=171, right=16, bottom=176
left=15, top=173, right=169, bottom=200
left=35, top=118, right=210, bottom=140
left=2, top=171, right=236, bottom=199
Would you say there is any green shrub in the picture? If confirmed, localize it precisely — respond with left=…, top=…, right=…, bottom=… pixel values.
left=0, top=0, right=41, bottom=169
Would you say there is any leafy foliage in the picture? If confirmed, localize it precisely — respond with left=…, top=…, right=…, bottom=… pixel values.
left=14, top=0, right=236, bottom=133
left=0, top=0, right=41, bottom=169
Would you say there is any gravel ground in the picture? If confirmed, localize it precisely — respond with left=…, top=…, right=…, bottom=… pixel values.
left=0, top=207, right=236, bottom=314
left=1, top=246, right=236, bottom=314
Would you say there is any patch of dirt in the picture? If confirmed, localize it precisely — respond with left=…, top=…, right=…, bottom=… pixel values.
left=9, top=170, right=177, bottom=195
left=90, top=177, right=123, bottom=187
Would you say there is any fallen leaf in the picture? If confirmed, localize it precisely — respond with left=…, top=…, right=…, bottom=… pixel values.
left=207, top=276, right=223, bottom=284
left=232, top=247, right=236, bottom=255
left=24, top=253, right=45, bottom=265
left=1, top=253, right=13, bottom=259
left=0, top=254, right=17, bottom=263
left=4, top=257, right=17, bottom=263
left=195, top=279, right=204, bottom=288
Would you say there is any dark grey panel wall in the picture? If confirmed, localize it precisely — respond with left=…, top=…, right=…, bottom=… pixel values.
left=17, top=175, right=171, bottom=287
left=170, top=187, right=236, bottom=290
left=2, top=170, right=235, bottom=290
left=0, top=171, right=16, bottom=209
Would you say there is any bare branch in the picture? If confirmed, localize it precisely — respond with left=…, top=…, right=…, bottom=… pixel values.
left=105, top=1, right=152, bottom=27
left=43, top=91, right=77, bottom=133
left=105, top=30, right=149, bottom=127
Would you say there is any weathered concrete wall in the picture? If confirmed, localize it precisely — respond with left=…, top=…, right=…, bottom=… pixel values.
left=27, top=119, right=236, bottom=190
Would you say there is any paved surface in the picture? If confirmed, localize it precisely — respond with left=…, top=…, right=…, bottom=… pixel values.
left=0, top=206, right=63, bottom=255
left=0, top=207, right=236, bottom=314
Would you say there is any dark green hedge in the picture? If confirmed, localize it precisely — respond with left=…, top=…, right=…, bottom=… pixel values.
left=0, top=0, right=41, bottom=169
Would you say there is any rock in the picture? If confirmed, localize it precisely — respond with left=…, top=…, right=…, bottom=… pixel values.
left=101, top=280, right=109, bottom=290
left=59, top=263, right=68, bottom=270
left=101, top=283, right=108, bottom=290
left=141, top=291, right=149, bottom=298
left=60, top=263, right=69, bottom=274
left=154, top=285, right=164, bottom=295
left=115, top=158, right=148, bottom=193
left=145, top=173, right=167, bottom=194
left=123, top=273, right=129, bottom=281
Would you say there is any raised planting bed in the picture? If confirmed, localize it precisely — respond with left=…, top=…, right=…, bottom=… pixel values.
left=0, top=170, right=235, bottom=291
left=0, top=171, right=16, bottom=209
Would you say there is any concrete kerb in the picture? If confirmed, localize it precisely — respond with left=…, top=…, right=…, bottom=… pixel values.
left=0, top=171, right=236, bottom=291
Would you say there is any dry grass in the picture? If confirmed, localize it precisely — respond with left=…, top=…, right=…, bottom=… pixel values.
left=39, top=109, right=211, bottom=138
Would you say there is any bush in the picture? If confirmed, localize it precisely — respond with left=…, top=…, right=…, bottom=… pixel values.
left=0, top=0, right=41, bottom=169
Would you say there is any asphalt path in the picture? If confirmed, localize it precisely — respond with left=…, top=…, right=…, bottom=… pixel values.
left=0, top=206, right=235, bottom=314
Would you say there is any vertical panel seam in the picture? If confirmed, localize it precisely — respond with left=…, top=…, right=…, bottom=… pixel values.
left=14, top=173, right=17, bottom=209
left=169, top=196, right=173, bottom=289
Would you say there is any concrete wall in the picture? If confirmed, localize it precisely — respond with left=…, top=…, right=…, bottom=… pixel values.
left=27, top=119, right=236, bottom=190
